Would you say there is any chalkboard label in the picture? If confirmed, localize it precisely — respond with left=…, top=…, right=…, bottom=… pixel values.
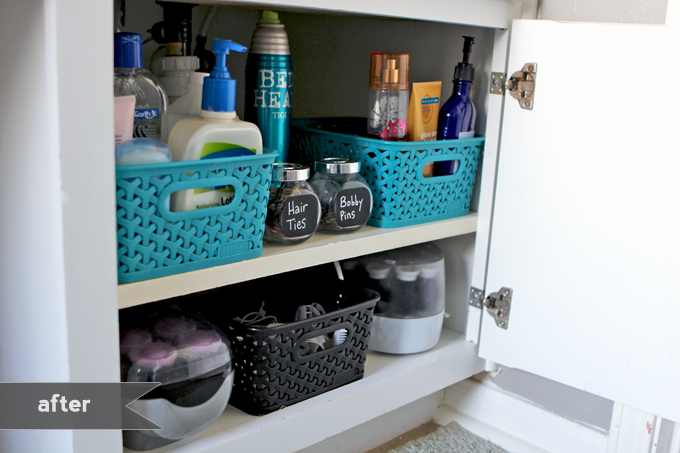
left=334, top=187, right=371, bottom=228
left=280, top=194, right=319, bottom=237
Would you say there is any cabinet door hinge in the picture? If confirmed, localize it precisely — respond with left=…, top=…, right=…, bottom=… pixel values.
left=469, top=286, right=513, bottom=330
left=489, top=63, right=537, bottom=110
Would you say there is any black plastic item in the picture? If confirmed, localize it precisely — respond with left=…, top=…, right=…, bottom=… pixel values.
left=149, top=1, right=195, bottom=56
left=137, top=366, right=230, bottom=408
left=197, top=275, right=379, bottom=415
left=453, top=36, right=475, bottom=83
left=193, top=35, right=215, bottom=73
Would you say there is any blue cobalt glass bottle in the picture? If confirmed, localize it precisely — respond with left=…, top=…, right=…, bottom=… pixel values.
left=437, top=36, right=477, bottom=175
left=245, top=11, right=293, bottom=162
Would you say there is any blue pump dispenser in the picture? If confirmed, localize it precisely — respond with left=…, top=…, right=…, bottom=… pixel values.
left=201, top=39, right=247, bottom=113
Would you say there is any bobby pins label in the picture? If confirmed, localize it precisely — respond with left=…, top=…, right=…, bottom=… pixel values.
left=335, top=187, right=371, bottom=228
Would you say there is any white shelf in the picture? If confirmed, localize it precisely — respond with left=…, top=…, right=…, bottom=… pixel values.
left=125, top=328, right=485, bottom=453
left=165, top=0, right=523, bottom=29
left=118, top=214, right=477, bottom=309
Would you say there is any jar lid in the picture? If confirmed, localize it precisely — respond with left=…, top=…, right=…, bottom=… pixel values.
left=315, top=158, right=360, bottom=174
left=272, top=163, right=310, bottom=181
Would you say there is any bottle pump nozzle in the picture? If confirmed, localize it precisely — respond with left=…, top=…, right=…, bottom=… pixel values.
left=454, top=36, right=475, bottom=83
left=202, top=38, right=247, bottom=113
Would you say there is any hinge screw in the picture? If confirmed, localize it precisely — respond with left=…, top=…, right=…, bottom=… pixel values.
left=528, top=65, right=534, bottom=71
left=493, top=78, right=501, bottom=87
left=499, top=321, right=507, bottom=327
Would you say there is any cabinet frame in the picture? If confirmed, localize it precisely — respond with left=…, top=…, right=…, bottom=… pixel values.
left=35, top=1, right=533, bottom=452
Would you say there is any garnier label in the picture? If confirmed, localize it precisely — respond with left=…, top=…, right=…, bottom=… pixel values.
left=193, top=142, right=255, bottom=198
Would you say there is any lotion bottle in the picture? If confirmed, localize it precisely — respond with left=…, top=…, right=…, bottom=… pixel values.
left=169, top=39, right=263, bottom=212
left=436, top=36, right=477, bottom=175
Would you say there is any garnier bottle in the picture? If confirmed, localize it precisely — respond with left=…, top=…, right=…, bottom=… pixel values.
left=245, top=11, right=293, bottom=161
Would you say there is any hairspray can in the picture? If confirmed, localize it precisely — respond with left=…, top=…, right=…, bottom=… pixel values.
left=245, top=11, right=292, bottom=161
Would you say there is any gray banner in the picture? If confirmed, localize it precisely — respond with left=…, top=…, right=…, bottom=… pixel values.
left=0, top=383, right=161, bottom=430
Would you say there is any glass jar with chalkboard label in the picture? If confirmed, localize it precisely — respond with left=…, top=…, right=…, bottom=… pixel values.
left=265, top=163, right=321, bottom=245
left=309, top=158, right=373, bottom=233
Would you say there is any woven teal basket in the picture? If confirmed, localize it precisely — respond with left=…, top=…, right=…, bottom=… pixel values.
left=291, top=118, right=484, bottom=228
left=116, top=150, right=277, bottom=284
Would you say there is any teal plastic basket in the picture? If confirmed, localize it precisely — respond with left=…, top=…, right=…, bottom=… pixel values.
left=116, top=150, right=277, bottom=284
left=291, top=118, right=484, bottom=228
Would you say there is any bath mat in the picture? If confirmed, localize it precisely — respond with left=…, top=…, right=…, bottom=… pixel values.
left=387, top=421, right=508, bottom=453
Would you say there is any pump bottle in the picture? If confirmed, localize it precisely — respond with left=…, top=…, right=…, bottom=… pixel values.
left=169, top=39, right=263, bottom=213
left=437, top=36, right=477, bottom=174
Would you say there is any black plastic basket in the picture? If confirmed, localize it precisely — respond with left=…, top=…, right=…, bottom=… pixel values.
left=198, top=270, right=379, bottom=415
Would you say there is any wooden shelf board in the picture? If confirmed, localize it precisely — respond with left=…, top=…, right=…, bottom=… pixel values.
left=162, top=0, right=522, bottom=29
left=126, top=328, right=485, bottom=453
left=118, top=214, right=477, bottom=309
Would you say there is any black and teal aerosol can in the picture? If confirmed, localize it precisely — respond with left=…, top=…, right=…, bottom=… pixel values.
left=245, top=11, right=292, bottom=161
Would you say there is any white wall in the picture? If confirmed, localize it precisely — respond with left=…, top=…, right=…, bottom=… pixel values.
left=540, top=0, right=668, bottom=24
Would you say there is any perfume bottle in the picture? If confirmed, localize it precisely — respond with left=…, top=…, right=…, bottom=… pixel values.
left=367, top=53, right=409, bottom=140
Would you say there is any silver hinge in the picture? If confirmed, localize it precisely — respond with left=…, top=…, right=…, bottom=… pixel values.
left=469, top=286, right=513, bottom=330
left=489, top=63, right=537, bottom=110
left=469, top=287, right=484, bottom=308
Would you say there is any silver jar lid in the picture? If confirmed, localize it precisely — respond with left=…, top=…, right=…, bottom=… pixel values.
left=314, top=158, right=360, bottom=174
left=272, top=163, right=310, bottom=181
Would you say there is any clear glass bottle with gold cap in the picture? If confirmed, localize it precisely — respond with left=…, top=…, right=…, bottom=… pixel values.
left=367, top=52, right=409, bottom=140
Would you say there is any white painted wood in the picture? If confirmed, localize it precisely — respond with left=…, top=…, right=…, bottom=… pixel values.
left=540, top=0, right=667, bottom=24
left=439, top=379, right=608, bottom=453
left=666, top=0, right=680, bottom=25
left=123, top=329, right=484, bottom=453
left=0, top=0, right=74, bottom=451
left=669, top=423, right=680, bottom=453
left=435, top=234, right=476, bottom=335
left=118, top=214, right=477, bottom=308
left=54, top=0, right=123, bottom=450
left=478, top=20, right=680, bottom=422
left=163, top=0, right=524, bottom=29
left=468, top=27, right=510, bottom=343
left=607, top=403, right=657, bottom=453
left=608, top=410, right=680, bottom=453
left=653, top=419, right=677, bottom=453
left=521, top=0, right=540, bottom=20
left=296, top=391, right=444, bottom=453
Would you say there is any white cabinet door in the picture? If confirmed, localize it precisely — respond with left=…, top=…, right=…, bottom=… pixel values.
left=478, top=20, right=680, bottom=422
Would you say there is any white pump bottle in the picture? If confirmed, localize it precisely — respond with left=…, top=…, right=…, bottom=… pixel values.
left=169, top=39, right=263, bottom=212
